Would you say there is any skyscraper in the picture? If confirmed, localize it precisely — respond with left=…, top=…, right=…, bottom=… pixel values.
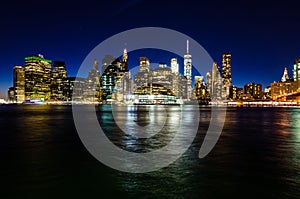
left=206, top=62, right=223, bottom=100
left=170, top=58, right=179, bottom=74
left=293, top=58, right=300, bottom=89
left=184, top=40, right=192, bottom=98
left=281, top=67, right=290, bottom=82
left=222, top=53, right=232, bottom=99
left=193, top=76, right=209, bottom=103
left=140, top=57, right=150, bottom=72
left=122, top=48, right=128, bottom=71
left=51, top=61, right=67, bottom=100
left=24, top=54, right=52, bottom=100
left=85, top=59, right=100, bottom=102
left=13, top=66, right=25, bottom=103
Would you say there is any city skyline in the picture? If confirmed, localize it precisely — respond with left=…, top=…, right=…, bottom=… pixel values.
left=1, top=1, right=300, bottom=98
left=6, top=47, right=300, bottom=104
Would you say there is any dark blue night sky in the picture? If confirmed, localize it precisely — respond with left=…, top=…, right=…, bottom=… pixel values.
left=1, top=0, right=300, bottom=98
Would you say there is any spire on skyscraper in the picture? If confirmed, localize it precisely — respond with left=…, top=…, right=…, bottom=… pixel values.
left=186, top=40, right=189, bottom=54
left=281, top=67, right=290, bottom=82
left=93, top=59, right=99, bottom=70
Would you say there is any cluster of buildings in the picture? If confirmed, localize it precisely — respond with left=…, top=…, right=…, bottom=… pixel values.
left=7, top=42, right=300, bottom=104
left=7, top=41, right=200, bottom=104
left=270, top=58, right=300, bottom=102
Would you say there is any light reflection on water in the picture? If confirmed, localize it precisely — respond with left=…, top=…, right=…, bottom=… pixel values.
left=0, top=105, right=300, bottom=198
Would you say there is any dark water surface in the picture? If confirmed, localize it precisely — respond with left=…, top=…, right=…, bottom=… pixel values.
left=0, top=105, right=300, bottom=199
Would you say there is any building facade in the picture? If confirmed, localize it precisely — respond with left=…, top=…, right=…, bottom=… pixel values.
left=222, top=53, right=232, bottom=99
left=206, top=62, right=223, bottom=100
left=24, top=54, right=52, bottom=100
left=184, top=40, right=192, bottom=98
left=294, top=58, right=300, bottom=89
left=51, top=61, right=67, bottom=100
left=13, top=66, right=25, bottom=103
left=244, top=83, right=263, bottom=100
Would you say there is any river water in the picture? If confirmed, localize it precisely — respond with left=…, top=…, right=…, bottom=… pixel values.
left=0, top=105, right=300, bottom=198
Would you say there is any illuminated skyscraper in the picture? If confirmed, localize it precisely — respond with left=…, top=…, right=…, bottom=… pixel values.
left=281, top=67, right=290, bottom=82
left=193, top=76, right=209, bottom=103
left=171, top=58, right=179, bottom=74
left=222, top=53, right=232, bottom=99
left=206, top=62, right=223, bottom=100
left=122, top=48, right=128, bottom=71
left=184, top=40, right=192, bottom=98
left=85, top=59, right=100, bottom=102
left=51, top=61, right=67, bottom=100
left=24, top=54, right=52, bottom=100
left=293, top=58, right=300, bottom=89
left=13, top=66, right=25, bottom=103
left=140, top=57, right=150, bottom=72
left=101, top=54, right=132, bottom=102
left=63, top=77, right=86, bottom=102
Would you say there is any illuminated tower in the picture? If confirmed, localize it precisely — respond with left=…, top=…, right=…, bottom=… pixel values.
left=140, top=57, right=150, bottom=72
left=24, top=54, right=52, bottom=100
left=51, top=61, right=67, bottom=100
left=13, top=66, right=25, bottom=103
left=171, top=58, right=179, bottom=74
left=281, top=67, right=290, bottom=82
left=122, top=48, right=128, bottom=71
left=85, top=59, right=100, bottom=102
left=184, top=40, right=192, bottom=98
left=222, top=53, right=232, bottom=99
left=294, top=58, right=300, bottom=89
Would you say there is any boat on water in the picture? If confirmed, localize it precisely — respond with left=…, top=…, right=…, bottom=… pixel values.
left=22, top=99, right=45, bottom=105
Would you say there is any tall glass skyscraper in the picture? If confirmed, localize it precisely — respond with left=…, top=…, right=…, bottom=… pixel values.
left=184, top=40, right=192, bottom=98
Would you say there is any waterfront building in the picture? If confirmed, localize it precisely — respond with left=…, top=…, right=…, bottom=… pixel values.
left=230, top=86, right=243, bottom=100
left=222, top=53, right=232, bottom=99
left=51, top=61, right=67, bottom=101
left=101, top=50, right=131, bottom=102
left=193, top=76, right=209, bottom=103
left=293, top=58, right=300, bottom=89
left=271, top=67, right=298, bottom=101
left=8, top=87, right=15, bottom=103
left=13, top=66, right=25, bottom=103
left=206, top=62, right=223, bottom=100
left=244, top=83, right=263, bottom=100
left=184, top=40, right=192, bottom=98
left=85, top=59, right=101, bottom=102
left=24, top=54, right=52, bottom=100
left=63, top=77, right=86, bottom=102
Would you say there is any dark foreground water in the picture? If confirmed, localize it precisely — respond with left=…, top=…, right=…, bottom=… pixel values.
left=0, top=105, right=300, bottom=199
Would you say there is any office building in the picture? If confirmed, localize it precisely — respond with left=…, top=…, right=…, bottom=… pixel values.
left=293, top=58, right=300, bottom=89
left=222, top=53, right=232, bottom=99
left=184, top=40, right=192, bottom=98
left=171, top=58, right=179, bottom=74
left=206, top=62, right=223, bottom=100
left=13, top=66, right=25, bottom=103
left=51, top=61, right=67, bottom=100
left=24, top=54, right=52, bottom=100
left=244, top=83, right=263, bottom=100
